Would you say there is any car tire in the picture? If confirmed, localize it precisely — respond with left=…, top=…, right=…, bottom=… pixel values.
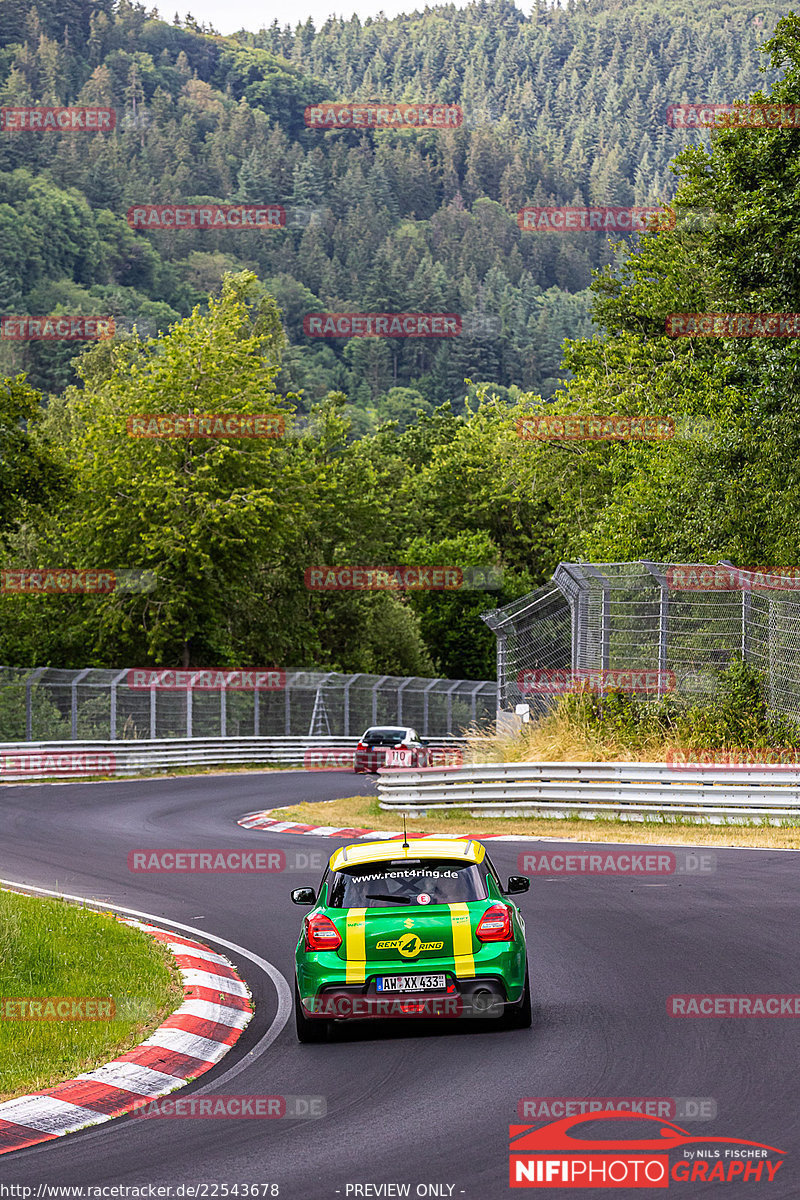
left=503, top=964, right=532, bottom=1029
left=294, top=980, right=328, bottom=1043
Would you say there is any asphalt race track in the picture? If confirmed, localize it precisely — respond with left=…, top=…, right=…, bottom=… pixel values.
left=1, top=770, right=798, bottom=1198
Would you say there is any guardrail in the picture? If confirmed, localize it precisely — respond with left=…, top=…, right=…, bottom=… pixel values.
left=377, top=761, right=800, bottom=824
left=0, top=736, right=466, bottom=780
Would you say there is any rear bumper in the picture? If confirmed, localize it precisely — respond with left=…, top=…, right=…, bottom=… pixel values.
left=298, top=977, right=514, bottom=1020
left=296, top=944, right=526, bottom=1021
left=354, top=748, right=427, bottom=771
left=354, top=749, right=387, bottom=772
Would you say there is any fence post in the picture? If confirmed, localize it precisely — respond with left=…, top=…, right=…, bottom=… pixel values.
left=343, top=676, right=354, bottom=737
left=186, top=671, right=201, bottom=738
left=445, top=681, right=460, bottom=735
left=371, top=676, right=389, bottom=726
left=220, top=684, right=227, bottom=738
left=742, top=591, right=751, bottom=662
left=110, top=668, right=127, bottom=740
left=643, top=562, right=669, bottom=699
left=582, top=564, right=611, bottom=671
left=423, top=678, right=438, bottom=737
left=555, top=563, right=589, bottom=671
left=469, top=680, right=484, bottom=726
left=150, top=681, right=157, bottom=739
left=71, top=668, right=91, bottom=740
left=768, top=596, right=777, bottom=710
left=24, top=667, right=45, bottom=742
left=253, top=686, right=259, bottom=736
left=285, top=672, right=292, bottom=735
left=496, top=632, right=507, bottom=718
left=397, top=677, right=413, bottom=726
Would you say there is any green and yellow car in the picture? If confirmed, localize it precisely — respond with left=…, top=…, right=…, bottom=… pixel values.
left=291, top=837, right=531, bottom=1041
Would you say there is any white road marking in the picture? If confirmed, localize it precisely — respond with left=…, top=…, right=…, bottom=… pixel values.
left=0, top=1097, right=111, bottom=1134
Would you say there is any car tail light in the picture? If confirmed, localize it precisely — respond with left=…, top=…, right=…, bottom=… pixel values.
left=476, top=902, right=514, bottom=942
left=304, top=913, right=342, bottom=951
left=356, top=741, right=366, bottom=750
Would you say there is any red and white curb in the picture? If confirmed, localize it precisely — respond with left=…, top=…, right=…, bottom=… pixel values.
left=238, top=810, right=523, bottom=841
left=0, top=917, right=252, bottom=1156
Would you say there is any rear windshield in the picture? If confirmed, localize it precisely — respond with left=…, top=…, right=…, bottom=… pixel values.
left=327, top=859, right=488, bottom=908
left=363, top=728, right=408, bottom=745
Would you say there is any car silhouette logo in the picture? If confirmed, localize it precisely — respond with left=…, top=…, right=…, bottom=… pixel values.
left=510, top=1111, right=784, bottom=1154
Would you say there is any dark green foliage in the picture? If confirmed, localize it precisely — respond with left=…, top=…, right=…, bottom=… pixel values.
left=0, top=0, right=782, bottom=401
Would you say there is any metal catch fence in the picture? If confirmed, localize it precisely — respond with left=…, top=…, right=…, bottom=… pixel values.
left=0, top=668, right=497, bottom=743
left=482, top=561, right=800, bottom=721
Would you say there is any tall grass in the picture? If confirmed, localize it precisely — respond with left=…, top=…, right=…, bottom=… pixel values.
left=465, top=659, right=800, bottom=764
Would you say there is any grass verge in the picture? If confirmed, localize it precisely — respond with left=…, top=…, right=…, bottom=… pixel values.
left=264, top=794, right=800, bottom=850
left=0, top=890, right=183, bottom=1102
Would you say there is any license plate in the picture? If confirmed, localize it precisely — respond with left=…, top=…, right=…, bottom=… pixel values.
left=376, top=974, right=447, bottom=993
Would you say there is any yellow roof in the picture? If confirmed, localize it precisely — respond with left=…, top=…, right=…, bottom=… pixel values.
left=329, top=838, right=485, bottom=871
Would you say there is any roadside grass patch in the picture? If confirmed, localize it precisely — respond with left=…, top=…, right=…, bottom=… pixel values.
left=0, top=891, right=182, bottom=1101
left=264, top=794, right=800, bottom=850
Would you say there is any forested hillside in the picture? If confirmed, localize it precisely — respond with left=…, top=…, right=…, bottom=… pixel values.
left=0, top=0, right=784, bottom=418
left=1, top=0, right=797, bottom=677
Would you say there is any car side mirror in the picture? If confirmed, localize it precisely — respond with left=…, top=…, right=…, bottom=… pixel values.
left=291, top=887, right=316, bottom=905
left=505, top=876, right=530, bottom=895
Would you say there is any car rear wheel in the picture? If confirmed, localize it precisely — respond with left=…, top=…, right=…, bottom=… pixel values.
left=503, top=964, right=532, bottom=1029
left=294, top=980, right=328, bottom=1042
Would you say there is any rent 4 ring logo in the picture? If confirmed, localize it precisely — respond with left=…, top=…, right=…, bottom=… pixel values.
left=509, top=1112, right=785, bottom=1188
